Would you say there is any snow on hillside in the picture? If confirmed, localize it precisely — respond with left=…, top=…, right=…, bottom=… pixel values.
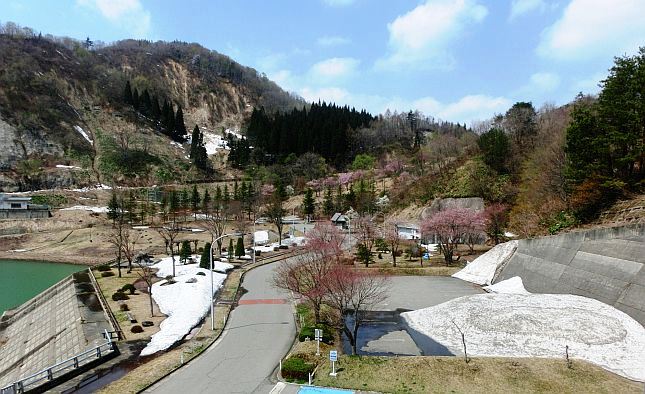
left=202, top=128, right=245, bottom=155
left=56, top=164, right=82, bottom=170
left=140, top=256, right=232, bottom=356
left=60, top=205, right=108, bottom=213
left=74, top=125, right=92, bottom=144
left=401, top=293, right=645, bottom=382
left=452, top=240, right=518, bottom=285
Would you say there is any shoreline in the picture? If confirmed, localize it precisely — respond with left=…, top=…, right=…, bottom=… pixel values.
left=0, top=252, right=107, bottom=266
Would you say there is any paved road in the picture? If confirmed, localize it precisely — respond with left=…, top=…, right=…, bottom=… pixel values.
left=146, top=261, right=296, bottom=394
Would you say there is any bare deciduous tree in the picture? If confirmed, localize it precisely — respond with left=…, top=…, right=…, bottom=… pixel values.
left=156, top=223, right=180, bottom=277
left=200, top=213, right=226, bottom=255
left=135, top=256, right=156, bottom=318
left=322, top=265, right=390, bottom=355
left=381, top=220, right=402, bottom=267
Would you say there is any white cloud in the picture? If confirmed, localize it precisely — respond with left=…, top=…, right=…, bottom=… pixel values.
left=298, top=85, right=509, bottom=125
left=571, top=71, right=605, bottom=95
left=77, top=0, right=151, bottom=37
left=377, top=0, right=487, bottom=70
left=317, top=35, right=351, bottom=47
left=509, top=0, right=546, bottom=20
left=309, top=57, right=360, bottom=80
left=522, top=72, right=561, bottom=94
left=537, top=0, right=645, bottom=61
left=322, top=0, right=355, bottom=6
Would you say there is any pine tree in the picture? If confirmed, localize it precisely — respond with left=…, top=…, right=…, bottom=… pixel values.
left=107, top=192, right=120, bottom=225
left=123, top=81, right=133, bottom=105
left=132, top=88, right=140, bottom=110
left=180, top=240, right=192, bottom=264
left=323, top=188, right=334, bottom=216
left=202, top=189, right=211, bottom=216
left=228, top=239, right=234, bottom=261
left=174, top=106, right=187, bottom=142
left=235, top=237, right=245, bottom=258
left=191, top=184, right=200, bottom=219
left=200, top=242, right=212, bottom=269
left=151, top=96, right=161, bottom=120
left=303, top=188, right=315, bottom=221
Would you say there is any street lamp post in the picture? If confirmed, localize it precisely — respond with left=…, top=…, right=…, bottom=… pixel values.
left=209, top=232, right=239, bottom=331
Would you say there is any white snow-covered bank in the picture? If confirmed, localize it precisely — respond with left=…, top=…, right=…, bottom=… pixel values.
left=401, top=293, right=645, bottom=381
left=483, top=276, right=530, bottom=294
left=60, top=205, right=109, bottom=213
left=140, top=256, right=232, bottom=356
left=252, top=236, right=306, bottom=253
left=451, top=240, right=518, bottom=285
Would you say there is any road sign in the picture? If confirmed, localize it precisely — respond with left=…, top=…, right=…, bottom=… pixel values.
left=329, top=350, right=338, bottom=362
left=423, top=253, right=430, bottom=260
left=314, top=329, right=322, bottom=340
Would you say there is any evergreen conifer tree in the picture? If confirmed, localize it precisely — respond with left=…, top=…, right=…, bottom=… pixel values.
left=174, top=107, right=187, bottom=142
left=180, top=240, right=192, bottom=263
left=202, top=189, right=211, bottom=216
left=303, top=188, right=315, bottom=221
left=123, top=81, right=133, bottom=105
left=235, top=237, right=244, bottom=258
left=191, top=185, right=200, bottom=219
left=200, top=242, right=212, bottom=269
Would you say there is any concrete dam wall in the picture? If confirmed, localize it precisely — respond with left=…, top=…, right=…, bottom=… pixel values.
left=494, top=224, right=645, bottom=326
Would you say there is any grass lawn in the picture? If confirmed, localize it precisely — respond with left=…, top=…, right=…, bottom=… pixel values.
left=313, top=355, right=643, bottom=393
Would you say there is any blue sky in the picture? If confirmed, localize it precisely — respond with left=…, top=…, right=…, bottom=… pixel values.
left=2, top=0, right=644, bottom=124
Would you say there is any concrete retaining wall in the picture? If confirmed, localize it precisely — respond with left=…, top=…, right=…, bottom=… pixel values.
left=494, top=224, right=645, bottom=326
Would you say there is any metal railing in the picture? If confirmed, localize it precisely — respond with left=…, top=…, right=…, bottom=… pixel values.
left=0, top=330, right=117, bottom=394
left=87, top=268, right=125, bottom=340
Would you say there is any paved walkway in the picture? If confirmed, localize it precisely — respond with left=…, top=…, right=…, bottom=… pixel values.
left=146, top=260, right=297, bottom=394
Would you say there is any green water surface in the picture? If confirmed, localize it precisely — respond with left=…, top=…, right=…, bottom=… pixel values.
left=0, top=259, right=86, bottom=315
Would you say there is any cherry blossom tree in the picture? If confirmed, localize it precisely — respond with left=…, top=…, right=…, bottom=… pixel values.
left=421, top=208, right=482, bottom=265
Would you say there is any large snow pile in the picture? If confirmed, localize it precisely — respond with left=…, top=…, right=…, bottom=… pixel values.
left=401, top=293, right=645, bottom=381
left=60, top=205, right=109, bottom=213
left=483, top=276, right=530, bottom=294
left=252, top=236, right=306, bottom=253
left=452, top=240, right=518, bottom=285
left=140, top=256, right=231, bottom=356
left=254, top=230, right=270, bottom=245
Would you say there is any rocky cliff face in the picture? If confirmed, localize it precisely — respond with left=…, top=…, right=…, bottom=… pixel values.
left=0, top=35, right=300, bottom=191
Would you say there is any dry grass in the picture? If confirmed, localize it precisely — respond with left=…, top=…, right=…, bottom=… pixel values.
left=313, top=356, right=644, bottom=394
left=95, top=268, right=165, bottom=341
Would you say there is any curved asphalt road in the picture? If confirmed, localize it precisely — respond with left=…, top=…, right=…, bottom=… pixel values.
left=146, top=261, right=296, bottom=394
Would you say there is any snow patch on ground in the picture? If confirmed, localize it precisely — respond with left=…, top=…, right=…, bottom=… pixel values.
left=483, top=276, right=530, bottom=294
left=252, top=236, right=306, bottom=253
left=254, top=230, right=269, bottom=245
left=452, top=240, right=518, bottom=285
left=74, top=125, right=92, bottom=144
left=56, top=164, right=82, bottom=170
left=203, top=132, right=228, bottom=155
left=169, top=141, right=185, bottom=150
left=401, top=293, right=645, bottom=382
left=70, top=184, right=112, bottom=192
left=140, top=256, right=231, bottom=356
left=60, top=205, right=108, bottom=213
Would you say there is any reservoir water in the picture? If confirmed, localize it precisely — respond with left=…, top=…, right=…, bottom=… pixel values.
left=0, top=259, right=87, bottom=316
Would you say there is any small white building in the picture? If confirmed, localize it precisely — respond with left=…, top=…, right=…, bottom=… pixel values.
left=0, top=194, right=31, bottom=210
left=396, top=222, right=421, bottom=240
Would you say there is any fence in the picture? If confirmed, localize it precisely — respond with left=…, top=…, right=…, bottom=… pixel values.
left=0, top=330, right=117, bottom=394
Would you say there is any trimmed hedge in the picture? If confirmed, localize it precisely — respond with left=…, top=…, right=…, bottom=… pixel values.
left=96, top=264, right=111, bottom=272
left=101, top=271, right=115, bottom=277
left=131, top=325, right=144, bottom=333
left=299, top=324, right=333, bottom=344
left=112, top=291, right=129, bottom=301
left=281, top=357, right=315, bottom=381
left=121, top=283, right=136, bottom=294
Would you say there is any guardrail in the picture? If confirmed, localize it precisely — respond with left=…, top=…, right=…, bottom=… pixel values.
left=0, top=330, right=117, bottom=394
left=88, top=268, right=125, bottom=340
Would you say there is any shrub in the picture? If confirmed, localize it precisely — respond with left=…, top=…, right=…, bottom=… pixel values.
left=112, top=291, right=129, bottom=301
left=142, top=321, right=154, bottom=327
left=101, top=271, right=115, bottom=277
left=120, top=303, right=130, bottom=311
left=121, top=283, right=136, bottom=295
left=299, top=324, right=333, bottom=344
left=130, top=325, right=144, bottom=333
left=196, top=272, right=206, bottom=276
left=281, top=357, right=315, bottom=382
left=97, top=264, right=111, bottom=272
